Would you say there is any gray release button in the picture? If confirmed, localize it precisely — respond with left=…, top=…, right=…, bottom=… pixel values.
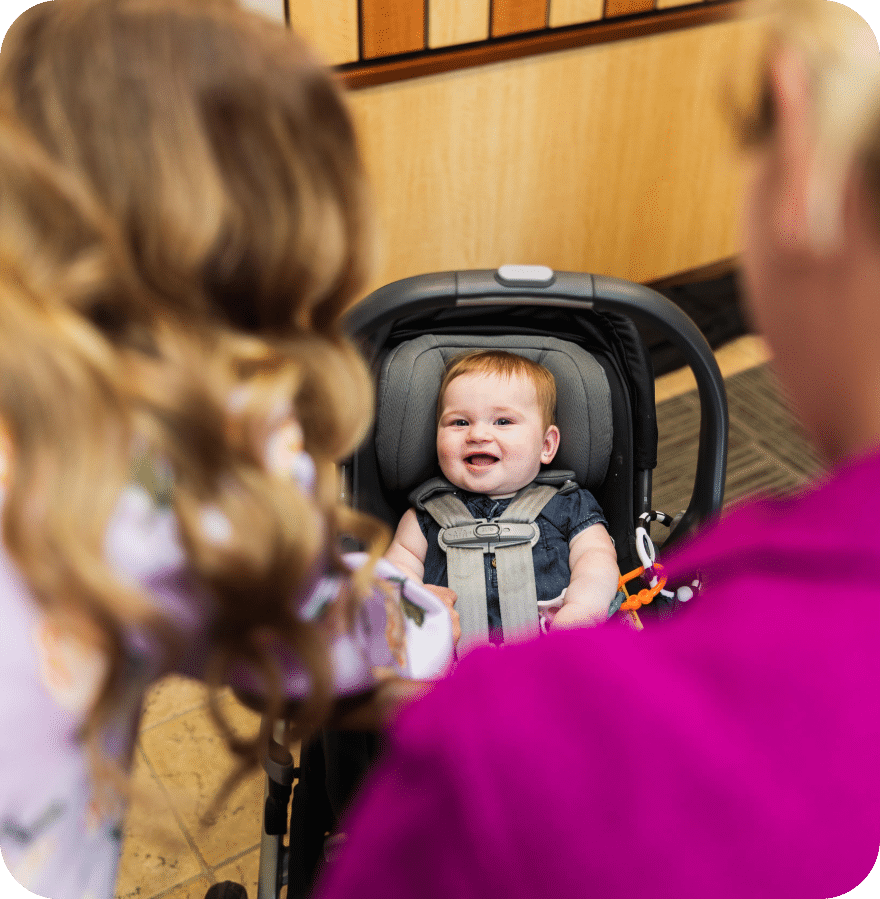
left=496, top=264, right=555, bottom=287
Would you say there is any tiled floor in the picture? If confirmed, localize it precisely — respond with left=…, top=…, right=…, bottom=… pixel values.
left=116, top=681, right=270, bottom=899
left=115, top=333, right=771, bottom=899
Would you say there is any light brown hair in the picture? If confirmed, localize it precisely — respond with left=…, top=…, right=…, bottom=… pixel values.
left=730, top=0, right=880, bottom=247
left=438, top=350, right=557, bottom=431
left=0, top=0, right=385, bottom=806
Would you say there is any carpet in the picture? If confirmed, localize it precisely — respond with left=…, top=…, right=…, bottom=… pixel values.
left=652, top=363, right=823, bottom=521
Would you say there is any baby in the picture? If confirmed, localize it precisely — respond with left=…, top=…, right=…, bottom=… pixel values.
left=386, top=350, right=619, bottom=641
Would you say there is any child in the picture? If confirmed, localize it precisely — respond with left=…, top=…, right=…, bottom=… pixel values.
left=0, top=3, right=452, bottom=897
left=386, top=350, right=619, bottom=643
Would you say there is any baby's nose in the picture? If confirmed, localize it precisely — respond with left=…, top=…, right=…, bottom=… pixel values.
left=467, top=422, right=490, bottom=441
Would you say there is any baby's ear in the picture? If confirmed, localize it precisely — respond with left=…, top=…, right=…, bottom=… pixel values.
left=541, top=425, right=561, bottom=463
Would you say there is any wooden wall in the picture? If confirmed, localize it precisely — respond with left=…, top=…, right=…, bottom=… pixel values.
left=288, top=0, right=721, bottom=65
left=345, top=15, right=765, bottom=294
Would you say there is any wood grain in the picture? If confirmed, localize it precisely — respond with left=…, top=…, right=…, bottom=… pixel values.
left=288, top=0, right=359, bottom=64
left=239, top=0, right=285, bottom=24
left=491, top=0, right=548, bottom=36
left=346, top=16, right=766, bottom=294
left=548, top=0, right=605, bottom=27
left=362, top=0, right=426, bottom=58
left=605, top=0, right=655, bottom=18
left=657, top=0, right=703, bottom=10
left=338, top=2, right=743, bottom=88
left=429, top=0, right=491, bottom=47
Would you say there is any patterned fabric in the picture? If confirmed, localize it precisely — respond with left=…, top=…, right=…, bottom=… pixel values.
left=0, top=450, right=453, bottom=899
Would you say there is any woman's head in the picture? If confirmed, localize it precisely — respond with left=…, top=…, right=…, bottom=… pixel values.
left=734, top=0, right=880, bottom=461
left=0, top=0, right=372, bottom=338
left=736, top=0, right=880, bottom=248
left=0, top=0, right=383, bottom=794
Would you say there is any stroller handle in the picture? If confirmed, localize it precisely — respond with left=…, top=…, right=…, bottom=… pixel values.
left=345, top=269, right=728, bottom=540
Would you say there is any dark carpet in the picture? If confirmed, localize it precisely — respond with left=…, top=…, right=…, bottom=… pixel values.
left=652, top=363, right=824, bottom=520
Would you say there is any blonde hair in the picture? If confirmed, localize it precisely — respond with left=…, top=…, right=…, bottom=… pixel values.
left=733, top=0, right=880, bottom=248
left=438, top=351, right=557, bottom=431
left=0, top=0, right=385, bottom=804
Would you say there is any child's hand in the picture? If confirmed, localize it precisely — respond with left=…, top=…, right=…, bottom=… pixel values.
left=537, top=592, right=566, bottom=634
left=422, top=585, right=460, bottom=648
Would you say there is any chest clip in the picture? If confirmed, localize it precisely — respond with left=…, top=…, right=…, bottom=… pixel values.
left=437, top=519, right=541, bottom=554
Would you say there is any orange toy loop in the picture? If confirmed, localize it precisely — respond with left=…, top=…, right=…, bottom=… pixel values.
left=617, top=565, right=668, bottom=611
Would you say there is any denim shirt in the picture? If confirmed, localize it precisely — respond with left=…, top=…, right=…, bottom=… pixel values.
left=416, top=486, right=607, bottom=641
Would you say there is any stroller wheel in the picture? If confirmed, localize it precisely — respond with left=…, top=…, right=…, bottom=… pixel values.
left=205, top=882, right=248, bottom=899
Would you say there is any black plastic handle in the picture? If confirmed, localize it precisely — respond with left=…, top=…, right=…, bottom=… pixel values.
left=345, top=269, right=728, bottom=538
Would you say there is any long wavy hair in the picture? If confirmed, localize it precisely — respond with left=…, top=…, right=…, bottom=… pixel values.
left=0, top=0, right=386, bottom=800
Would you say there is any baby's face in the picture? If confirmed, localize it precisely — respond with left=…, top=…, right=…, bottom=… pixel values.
left=436, top=371, right=559, bottom=498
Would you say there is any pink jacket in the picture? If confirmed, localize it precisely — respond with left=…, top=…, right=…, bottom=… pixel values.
left=316, top=448, right=880, bottom=899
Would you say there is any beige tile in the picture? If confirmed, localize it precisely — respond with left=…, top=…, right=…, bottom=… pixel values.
left=654, top=365, right=701, bottom=404
left=730, top=333, right=773, bottom=369
left=153, top=876, right=213, bottom=899
left=138, top=696, right=266, bottom=868
left=140, top=675, right=210, bottom=731
left=213, top=846, right=261, bottom=897
left=116, top=749, right=206, bottom=899
left=654, top=334, right=771, bottom=403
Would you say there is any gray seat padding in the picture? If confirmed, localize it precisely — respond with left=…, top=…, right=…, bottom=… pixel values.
left=375, top=334, right=613, bottom=494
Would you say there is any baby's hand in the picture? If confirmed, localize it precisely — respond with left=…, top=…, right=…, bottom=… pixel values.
left=537, top=592, right=566, bottom=634
left=422, top=584, right=460, bottom=648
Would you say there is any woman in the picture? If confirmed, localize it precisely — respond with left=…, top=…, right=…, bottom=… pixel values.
left=315, top=2, right=880, bottom=897
left=0, top=2, right=453, bottom=897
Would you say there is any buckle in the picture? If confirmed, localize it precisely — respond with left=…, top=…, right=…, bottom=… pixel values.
left=438, top=519, right=540, bottom=554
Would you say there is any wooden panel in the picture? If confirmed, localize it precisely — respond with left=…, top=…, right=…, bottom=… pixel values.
left=605, top=0, right=655, bottom=17
left=429, top=0, right=491, bottom=48
left=491, top=0, right=547, bottom=37
left=362, top=0, right=425, bottom=58
left=548, top=0, right=604, bottom=28
left=347, top=17, right=766, bottom=294
left=288, top=0, right=359, bottom=64
left=238, top=0, right=285, bottom=24
left=656, top=0, right=702, bottom=10
left=339, top=2, right=742, bottom=88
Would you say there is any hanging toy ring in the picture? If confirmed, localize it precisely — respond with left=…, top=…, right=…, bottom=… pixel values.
left=635, top=511, right=674, bottom=570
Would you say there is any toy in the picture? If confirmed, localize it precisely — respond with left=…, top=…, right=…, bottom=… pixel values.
left=616, top=511, right=702, bottom=629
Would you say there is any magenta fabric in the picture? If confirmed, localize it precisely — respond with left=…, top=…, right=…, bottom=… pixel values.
left=316, top=448, right=880, bottom=899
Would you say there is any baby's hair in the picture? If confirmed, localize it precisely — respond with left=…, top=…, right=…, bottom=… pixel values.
left=438, top=351, right=557, bottom=430
left=0, top=0, right=385, bottom=804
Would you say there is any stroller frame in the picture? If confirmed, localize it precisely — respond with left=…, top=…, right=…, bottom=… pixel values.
left=231, top=267, right=729, bottom=899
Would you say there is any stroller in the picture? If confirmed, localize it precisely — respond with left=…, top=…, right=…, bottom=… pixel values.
left=241, top=266, right=729, bottom=899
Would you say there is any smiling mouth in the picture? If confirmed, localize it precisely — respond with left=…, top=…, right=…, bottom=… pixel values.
left=464, top=454, right=498, bottom=467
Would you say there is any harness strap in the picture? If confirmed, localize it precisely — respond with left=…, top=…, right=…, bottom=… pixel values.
left=419, top=478, right=568, bottom=649
left=417, top=490, right=492, bottom=645
left=499, top=482, right=561, bottom=523
left=493, top=483, right=560, bottom=639
left=416, top=489, right=474, bottom=529
left=445, top=544, right=491, bottom=647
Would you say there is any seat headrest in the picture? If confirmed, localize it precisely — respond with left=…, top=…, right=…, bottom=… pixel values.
left=375, top=334, right=613, bottom=494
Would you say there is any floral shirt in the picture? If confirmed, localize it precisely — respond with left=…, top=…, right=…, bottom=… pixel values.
left=0, top=448, right=452, bottom=899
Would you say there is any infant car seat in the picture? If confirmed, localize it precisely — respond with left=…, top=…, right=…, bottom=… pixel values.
left=376, top=332, right=614, bottom=646
left=262, top=267, right=730, bottom=899
left=348, top=267, right=727, bottom=585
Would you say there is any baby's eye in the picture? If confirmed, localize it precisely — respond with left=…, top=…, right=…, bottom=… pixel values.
left=495, top=418, right=513, bottom=426
left=449, top=419, right=469, bottom=427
